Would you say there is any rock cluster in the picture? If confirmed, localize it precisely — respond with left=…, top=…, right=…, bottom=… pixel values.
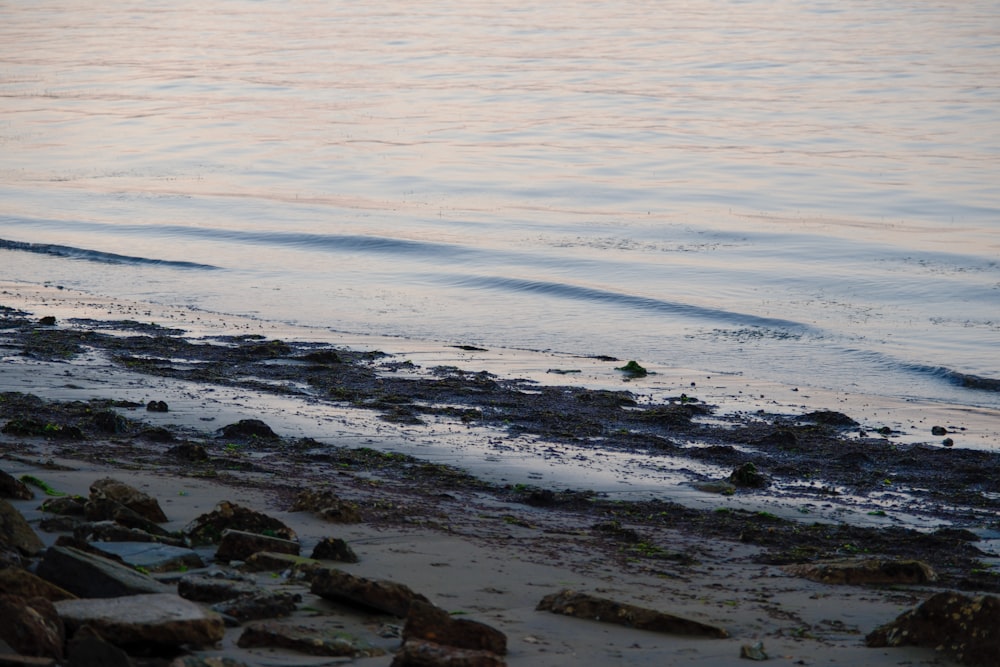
left=0, top=472, right=512, bottom=666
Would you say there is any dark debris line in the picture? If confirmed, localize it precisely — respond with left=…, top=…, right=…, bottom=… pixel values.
left=1, top=314, right=999, bottom=590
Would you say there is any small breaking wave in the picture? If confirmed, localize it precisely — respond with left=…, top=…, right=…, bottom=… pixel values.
left=0, top=238, right=219, bottom=270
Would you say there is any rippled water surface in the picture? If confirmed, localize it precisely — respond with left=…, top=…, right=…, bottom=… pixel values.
left=2, top=0, right=998, bottom=409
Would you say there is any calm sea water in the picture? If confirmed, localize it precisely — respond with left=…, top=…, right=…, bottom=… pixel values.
left=2, top=0, right=998, bottom=410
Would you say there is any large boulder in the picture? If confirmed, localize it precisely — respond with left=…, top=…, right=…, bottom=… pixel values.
left=0, top=469, right=34, bottom=500
left=0, top=594, right=65, bottom=659
left=55, top=593, right=225, bottom=650
left=0, top=568, right=76, bottom=601
left=866, top=592, right=999, bottom=667
left=35, top=545, right=172, bottom=598
left=311, top=567, right=429, bottom=617
left=403, top=600, right=506, bottom=655
left=0, top=499, right=45, bottom=557
left=183, top=502, right=296, bottom=546
left=89, top=478, right=168, bottom=523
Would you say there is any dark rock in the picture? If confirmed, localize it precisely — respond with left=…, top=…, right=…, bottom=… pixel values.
left=211, top=591, right=301, bottom=623
left=38, top=316, right=56, bottom=326
left=0, top=595, right=64, bottom=659
left=83, top=500, right=170, bottom=537
left=0, top=470, right=34, bottom=500
left=66, top=631, right=132, bottom=667
left=537, top=589, right=728, bottom=638
left=783, top=559, right=937, bottom=586
left=183, top=501, right=296, bottom=546
left=866, top=592, right=999, bottom=667
left=310, top=567, right=430, bottom=617
left=169, top=657, right=255, bottom=667
left=39, top=496, right=86, bottom=516
left=0, top=499, right=45, bottom=556
left=931, top=425, right=948, bottom=435
left=403, top=600, right=506, bottom=655
left=146, top=401, right=169, bottom=413
left=943, top=437, right=954, bottom=447
left=237, top=620, right=385, bottom=657
left=392, top=639, right=506, bottom=667
left=178, top=574, right=259, bottom=603
left=137, top=426, right=175, bottom=442
left=218, top=419, right=277, bottom=441
left=239, top=552, right=323, bottom=575
left=89, top=478, right=168, bottom=523
left=215, top=529, right=300, bottom=563
left=289, top=489, right=361, bottom=523
left=0, top=568, right=76, bottom=602
left=73, top=520, right=184, bottom=547
left=296, top=350, right=341, bottom=364
left=91, top=410, right=128, bottom=435
left=310, top=537, right=359, bottom=563
left=754, top=429, right=798, bottom=448
left=728, top=462, right=768, bottom=489
left=41, top=514, right=85, bottom=534
left=35, top=545, right=172, bottom=598
left=166, top=443, right=208, bottom=461
left=799, top=410, right=858, bottom=427
left=55, top=593, right=225, bottom=650
left=89, top=541, right=204, bottom=573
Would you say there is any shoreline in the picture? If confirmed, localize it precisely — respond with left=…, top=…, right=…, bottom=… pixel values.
left=2, top=278, right=999, bottom=665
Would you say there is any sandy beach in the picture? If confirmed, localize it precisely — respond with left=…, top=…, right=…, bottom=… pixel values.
left=2, top=280, right=999, bottom=666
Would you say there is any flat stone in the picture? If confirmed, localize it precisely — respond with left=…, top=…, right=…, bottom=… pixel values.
left=214, top=528, right=300, bottom=563
left=237, top=620, right=385, bottom=658
left=404, top=600, right=506, bottom=655
left=0, top=499, right=44, bottom=556
left=867, top=592, right=999, bottom=667
left=783, top=559, right=938, bottom=586
left=311, top=567, right=430, bottom=617
left=55, top=593, right=224, bottom=649
left=35, top=545, right=172, bottom=598
left=537, top=589, right=728, bottom=638
left=0, top=568, right=76, bottom=602
left=90, top=541, right=205, bottom=573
